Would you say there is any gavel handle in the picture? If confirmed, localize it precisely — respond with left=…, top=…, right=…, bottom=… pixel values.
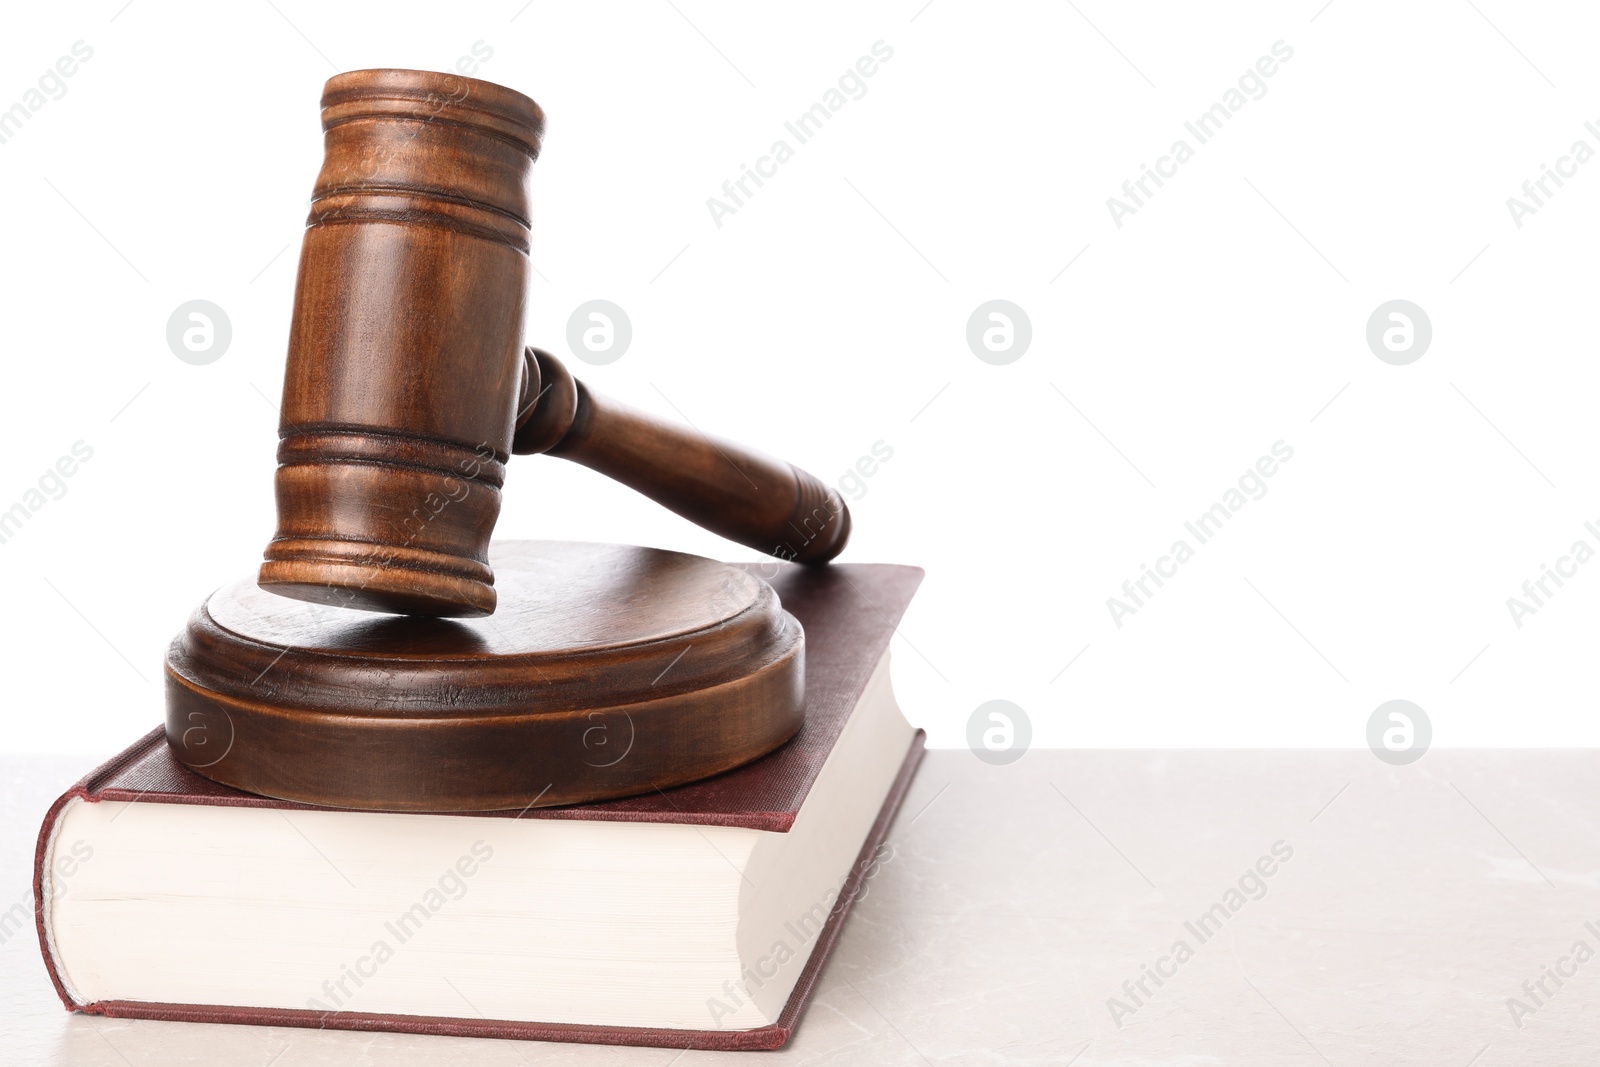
left=512, top=349, right=851, bottom=565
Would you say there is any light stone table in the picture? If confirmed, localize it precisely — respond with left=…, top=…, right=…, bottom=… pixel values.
left=3, top=748, right=1596, bottom=1065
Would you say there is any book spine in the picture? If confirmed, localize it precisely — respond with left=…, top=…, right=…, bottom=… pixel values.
left=33, top=783, right=92, bottom=1011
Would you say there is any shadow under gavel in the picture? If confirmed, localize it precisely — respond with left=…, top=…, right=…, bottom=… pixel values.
left=256, top=69, right=849, bottom=619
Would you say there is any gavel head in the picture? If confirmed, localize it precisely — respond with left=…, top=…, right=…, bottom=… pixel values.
left=258, top=69, right=544, bottom=618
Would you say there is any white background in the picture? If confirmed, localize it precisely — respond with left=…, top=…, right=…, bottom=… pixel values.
left=1, top=0, right=1596, bottom=755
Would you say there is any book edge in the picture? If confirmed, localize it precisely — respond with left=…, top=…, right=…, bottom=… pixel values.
left=34, top=790, right=87, bottom=1012
left=32, top=719, right=164, bottom=1011
left=767, top=726, right=925, bottom=1038
left=58, top=731, right=927, bottom=1051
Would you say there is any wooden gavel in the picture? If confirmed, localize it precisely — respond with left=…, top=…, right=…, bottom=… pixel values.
left=257, top=69, right=849, bottom=618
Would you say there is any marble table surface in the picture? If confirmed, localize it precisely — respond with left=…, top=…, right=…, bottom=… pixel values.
left=3, top=747, right=1596, bottom=1065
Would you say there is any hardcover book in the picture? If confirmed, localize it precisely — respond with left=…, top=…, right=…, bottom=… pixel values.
left=32, top=561, right=924, bottom=1051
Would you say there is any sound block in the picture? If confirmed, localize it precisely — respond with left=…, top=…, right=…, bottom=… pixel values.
left=164, top=541, right=804, bottom=811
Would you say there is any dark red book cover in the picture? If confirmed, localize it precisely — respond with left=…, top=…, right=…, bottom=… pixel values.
left=33, top=561, right=924, bottom=1051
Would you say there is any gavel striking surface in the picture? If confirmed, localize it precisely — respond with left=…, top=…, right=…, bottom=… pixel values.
left=167, top=541, right=804, bottom=811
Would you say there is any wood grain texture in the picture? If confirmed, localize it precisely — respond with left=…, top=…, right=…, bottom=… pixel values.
left=259, top=69, right=545, bottom=619
left=514, top=348, right=852, bottom=566
left=257, top=69, right=850, bottom=620
left=85, top=560, right=922, bottom=827
left=172, top=542, right=804, bottom=811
